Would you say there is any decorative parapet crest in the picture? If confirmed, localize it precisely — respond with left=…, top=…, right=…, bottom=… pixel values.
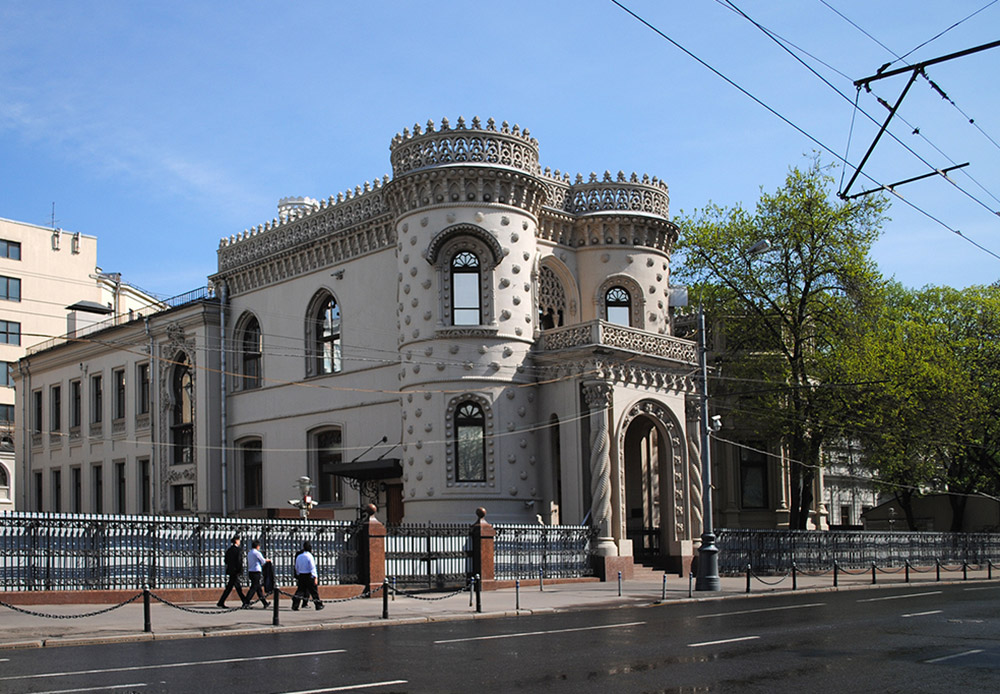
left=540, top=169, right=670, bottom=219
left=538, top=320, right=697, bottom=365
left=389, top=116, right=541, bottom=178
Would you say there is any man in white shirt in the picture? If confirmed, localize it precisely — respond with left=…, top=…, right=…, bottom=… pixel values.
left=247, top=539, right=270, bottom=609
left=291, top=541, right=324, bottom=611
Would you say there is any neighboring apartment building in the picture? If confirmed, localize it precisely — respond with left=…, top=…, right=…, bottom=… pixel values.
left=0, top=216, right=162, bottom=511
left=17, top=117, right=712, bottom=573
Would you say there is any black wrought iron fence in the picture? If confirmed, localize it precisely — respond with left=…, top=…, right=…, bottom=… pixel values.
left=493, top=524, right=595, bottom=579
left=716, top=528, right=1000, bottom=575
left=384, top=523, right=472, bottom=588
left=0, top=512, right=358, bottom=591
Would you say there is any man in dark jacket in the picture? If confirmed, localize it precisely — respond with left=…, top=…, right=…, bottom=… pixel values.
left=217, top=535, right=250, bottom=608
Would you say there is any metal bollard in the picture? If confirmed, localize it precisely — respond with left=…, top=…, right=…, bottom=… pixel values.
left=539, top=568, right=544, bottom=592
left=469, top=575, right=474, bottom=607
left=618, top=571, right=622, bottom=597
left=746, top=564, right=751, bottom=594
left=661, top=573, right=667, bottom=601
left=792, top=563, right=797, bottom=591
left=936, top=559, right=941, bottom=582
left=392, top=576, right=396, bottom=601
left=143, top=584, right=151, bottom=634
left=905, top=560, right=910, bottom=584
left=834, top=561, right=839, bottom=588
left=871, top=562, right=877, bottom=585
left=963, top=561, right=968, bottom=581
left=516, top=579, right=520, bottom=611
left=990, top=560, right=994, bottom=580
left=475, top=573, right=482, bottom=614
left=382, top=578, right=389, bottom=620
left=688, top=571, right=693, bottom=598
left=272, top=585, right=280, bottom=627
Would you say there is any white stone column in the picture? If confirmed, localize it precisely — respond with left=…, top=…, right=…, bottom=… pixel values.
left=583, top=381, right=616, bottom=556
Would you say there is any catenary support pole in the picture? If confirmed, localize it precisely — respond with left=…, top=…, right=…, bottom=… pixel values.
left=695, top=305, right=720, bottom=591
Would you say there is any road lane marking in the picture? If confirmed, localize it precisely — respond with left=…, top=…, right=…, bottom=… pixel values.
left=0, top=649, right=346, bottom=682
left=925, top=649, right=984, bottom=664
left=279, top=682, right=408, bottom=694
left=697, top=603, right=825, bottom=618
left=688, top=636, right=760, bottom=648
left=963, top=586, right=1000, bottom=592
left=857, top=591, right=941, bottom=603
left=433, top=621, right=645, bottom=644
left=33, top=685, right=145, bottom=694
left=902, top=610, right=943, bottom=618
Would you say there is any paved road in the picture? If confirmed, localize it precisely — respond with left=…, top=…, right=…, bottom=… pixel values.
left=2, top=583, right=998, bottom=693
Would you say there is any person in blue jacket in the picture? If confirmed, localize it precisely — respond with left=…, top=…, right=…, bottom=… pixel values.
left=291, top=541, right=324, bottom=611
left=246, top=539, right=270, bottom=609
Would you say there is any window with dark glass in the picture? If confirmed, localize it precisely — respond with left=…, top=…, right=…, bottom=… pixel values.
left=70, top=380, right=81, bottom=428
left=32, top=390, right=42, bottom=433
left=451, top=252, right=481, bottom=325
left=51, top=469, right=62, bottom=512
left=0, top=240, right=21, bottom=260
left=0, top=276, right=20, bottom=302
left=172, top=484, right=194, bottom=512
left=243, top=441, right=263, bottom=507
left=241, top=317, right=262, bottom=389
left=113, top=369, right=126, bottom=420
left=71, top=467, right=82, bottom=512
left=605, top=286, right=631, bottom=327
left=0, top=404, right=12, bottom=424
left=315, top=429, right=343, bottom=503
left=0, top=361, right=13, bottom=387
left=138, top=458, right=151, bottom=513
left=136, top=363, right=150, bottom=415
left=0, top=320, right=20, bottom=345
left=93, top=464, right=103, bottom=514
left=34, top=471, right=42, bottom=511
left=171, top=355, right=193, bottom=465
left=455, top=401, right=486, bottom=482
left=91, top=374, right=103, bottom=423
left=50, top=385, right=61, bottom=432
left=739, top=445, right=769, bottom=509
left=115, top=462, right=126, bottom=513
left=310, top=295, right=342, bottom=376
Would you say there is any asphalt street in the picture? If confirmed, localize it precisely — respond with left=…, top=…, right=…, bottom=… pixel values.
left=2, top=583, right=998, bottom=693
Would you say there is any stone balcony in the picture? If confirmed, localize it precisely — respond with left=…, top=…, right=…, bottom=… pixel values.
left=535, top=320, right=697, bottom=366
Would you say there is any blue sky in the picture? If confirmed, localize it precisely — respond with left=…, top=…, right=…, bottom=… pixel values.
left=1, top=1, right=998, bottom=298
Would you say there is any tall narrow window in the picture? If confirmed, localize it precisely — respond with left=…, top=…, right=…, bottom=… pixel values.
left=0, top=361, right=13, bottom=387
left=171, top=354, right=194, bottom=465
left=138, top=458, right=151, bottom=514
left=34, top=471, right=42, bottom=511
left=50, top=385, right=62, bottom=432
left=91, top=374, right=103, bottom=424
left=309, top=295, right=342, bottom=376
left=93, top=464, right=103, bottom=514
left=241, top=317, right=263, bottom=389
left=314, top=429, right=343, bottom=504
left=136, top=363, right=150, bottom=415
left=70, top=380, right=82, bottom=428
left=71, top=467, right=82, bottom=512
left=740, top=445, right=768, bottom=509
left=0, top=465, right=9, bottom=501
left=605, top=287, right=631, bottom=327
left=242, top=441, right=263, bottom=507
left=451, top=252, right=481, bottom=325
left=51, top=469, right=62, bottom=512
left=32, top=390, right=42, bottom=433
left=455, top=401, right=486, bottom=482
left=115, top=461, right=126, bottom=513
left=113, top=368, right=126, bottom=420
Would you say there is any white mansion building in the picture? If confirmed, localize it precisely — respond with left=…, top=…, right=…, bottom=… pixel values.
left=15, top=118, right=826, bottom=572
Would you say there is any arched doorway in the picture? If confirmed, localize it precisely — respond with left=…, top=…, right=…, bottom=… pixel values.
left=624, top=415, right=665, bottom=561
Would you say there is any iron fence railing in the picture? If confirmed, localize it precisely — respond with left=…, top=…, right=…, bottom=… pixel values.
left=384, top=524, right=472, bottom=588
left=494, top=524, right=595, bottom=579
left=715, top=528, right=1000, bottom=574
left=0, top=512, right=358, bottom=591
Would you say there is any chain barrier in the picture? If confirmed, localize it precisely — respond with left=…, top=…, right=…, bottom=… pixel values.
left=796, top=567, right=834, bottom=577
left=939, top=563, right=965, bottom=572
left=388, top=583, right=471, bottom=601
left=837, top=565, right=871, bottom=576
left=749, top=570, right=790, bottom=587
left=907, top=563, right=936, bottom=573
left=0, top=592, right=143, bottom=619
left=148, top=592, right=243, bottom=615
left=272, top=584, right=382, bottom=605
left=875, top=565, right=906, bottom=574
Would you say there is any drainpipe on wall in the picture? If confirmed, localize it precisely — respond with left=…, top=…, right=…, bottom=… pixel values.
left=18, top=362, right=29, bottom=510
left=145, top=316, right=156, bottom=514
left=219, top=281, right=228, bottom=516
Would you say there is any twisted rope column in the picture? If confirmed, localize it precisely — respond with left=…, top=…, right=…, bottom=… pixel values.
left=583, top=381, right=616, bottom=556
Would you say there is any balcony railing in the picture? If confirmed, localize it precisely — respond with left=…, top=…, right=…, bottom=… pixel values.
left=537, top=320, right=697, bottom=364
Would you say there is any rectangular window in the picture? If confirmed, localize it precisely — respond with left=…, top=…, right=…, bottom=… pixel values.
left=50, top=385, right=62, bottom=432
left=172, top=484, right=194, bottom=512
left=0, top=321, right=20, bottom=345
left=0, top=276, right=20, bottom=302
left=70, top=380, right=82, bottom=428
left=71, top=467, right=82, bottom=513
left=32, top=390, right=42, bottom=433
left=0, top=404, right=13, bottom=424
left=0, top=361, right=13, bottom=387
left=243, top=441, right=263, bottom=507
left=51, top=469, right=62, bottom=513
left=113, top=368, right=126, bottom=420
left=136, top=363, right=150, bottom=415
left=739, top=445, right=769, bottom=509
left=0, top=239, right=21, bottom=260
left=93, top=464, right=103, bottom=514
left=34, top=471, right=42, bottom=511
left=138, top=458, right=151, bottom=514
left=115, top=461, right=126, bottom=513
left=91, top=374, right=103, bottom=423
left=315, top=429, right=343, bottom=504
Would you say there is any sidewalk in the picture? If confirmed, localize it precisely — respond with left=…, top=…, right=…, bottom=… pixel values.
left=1, top=567, right=994, bottom=650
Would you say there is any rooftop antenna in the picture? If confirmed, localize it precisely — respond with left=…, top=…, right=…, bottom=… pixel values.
left=49, top=202, right=60, bottom=229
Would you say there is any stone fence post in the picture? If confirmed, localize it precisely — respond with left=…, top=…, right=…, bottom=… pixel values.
left=356, top=504, right=386, bottom=592
left=470, top=507, right=495, bottom=584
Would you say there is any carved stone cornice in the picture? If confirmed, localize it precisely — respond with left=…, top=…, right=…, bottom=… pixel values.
left=535, top=359, right=697, bottom=394
left=384, top=166, right=548, bottom=218
left=537, top=211, right=676, bottom=252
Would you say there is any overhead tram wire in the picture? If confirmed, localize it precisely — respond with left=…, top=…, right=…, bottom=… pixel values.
left=607, top=0, right=1000, bottom=262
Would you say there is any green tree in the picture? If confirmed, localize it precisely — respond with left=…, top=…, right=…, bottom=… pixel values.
left=674, top=159, right=889, bottom=529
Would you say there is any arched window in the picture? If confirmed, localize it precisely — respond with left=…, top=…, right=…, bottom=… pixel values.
left=307, top=293, right=342, bottom=376
left=538, top=265, right=567, bottom=329
left=455, top=401, right=486, bottom=482
left=451, top=252, right=481, bottom=325
left=241, top=439, right=263, bottom=507
left=311, top=427, right=344, bottom=504
left=240, top=316, right=262, bottom=390
left=605, top=286, right=632, bottom=327
left=171, top=354, right=193, bottom=465
left=0, top=464, right=9, bottom=501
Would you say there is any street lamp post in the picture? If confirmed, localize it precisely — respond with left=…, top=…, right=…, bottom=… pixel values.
left=695, top=305, right=721, bottom=591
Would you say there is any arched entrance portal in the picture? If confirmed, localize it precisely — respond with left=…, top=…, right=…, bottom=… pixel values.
left=624, top=416, right=665, bottom=562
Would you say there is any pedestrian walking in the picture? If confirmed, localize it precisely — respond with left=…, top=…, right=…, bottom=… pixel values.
left=217, top=535, right=250, bottom=608
left=291, top=541, right=324, bottom=611
left=246, top=539, right=270, bottom=609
